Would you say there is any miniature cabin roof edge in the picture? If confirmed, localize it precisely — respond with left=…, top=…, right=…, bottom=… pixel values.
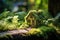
left=24, top=10, right=37, bottom=19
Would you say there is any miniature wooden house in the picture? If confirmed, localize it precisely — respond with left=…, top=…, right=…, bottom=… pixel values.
left=24, top=10, right=39, bottom=27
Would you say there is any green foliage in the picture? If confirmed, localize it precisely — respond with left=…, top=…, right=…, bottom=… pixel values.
left=0, top=19, right=18, bottom=31
left=16, top=12, right=27, bottom=21
left=0, top=10, right=57, bottom=31
left=39, top=26, right=55, bottom=32
left=0, top=11, right=27, bottom=31
left=0, top=11, right=9, bottom=19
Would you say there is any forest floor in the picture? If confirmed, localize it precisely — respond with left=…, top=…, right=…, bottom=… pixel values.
left=0, top=27, right=60, bottom=40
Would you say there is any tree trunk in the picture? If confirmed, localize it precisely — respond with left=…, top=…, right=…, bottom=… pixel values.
left=48, top=0, right=60, bottom=17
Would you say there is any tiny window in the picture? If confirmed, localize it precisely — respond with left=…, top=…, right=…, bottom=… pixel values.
left=30, top=15, right=33, bottom=18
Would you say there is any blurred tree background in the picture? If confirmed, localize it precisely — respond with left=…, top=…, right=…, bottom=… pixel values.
left=0, top=0, right=48, bottom=12
left=28, top=0, right=48, bottom=10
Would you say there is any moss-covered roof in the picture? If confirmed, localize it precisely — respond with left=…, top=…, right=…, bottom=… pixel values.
left=25, top=10, right=39, bottom=20
left=33, top=13, right=39, bottom=20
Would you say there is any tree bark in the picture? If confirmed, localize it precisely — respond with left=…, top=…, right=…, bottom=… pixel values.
left=48, top=0, right=60, bottom=17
